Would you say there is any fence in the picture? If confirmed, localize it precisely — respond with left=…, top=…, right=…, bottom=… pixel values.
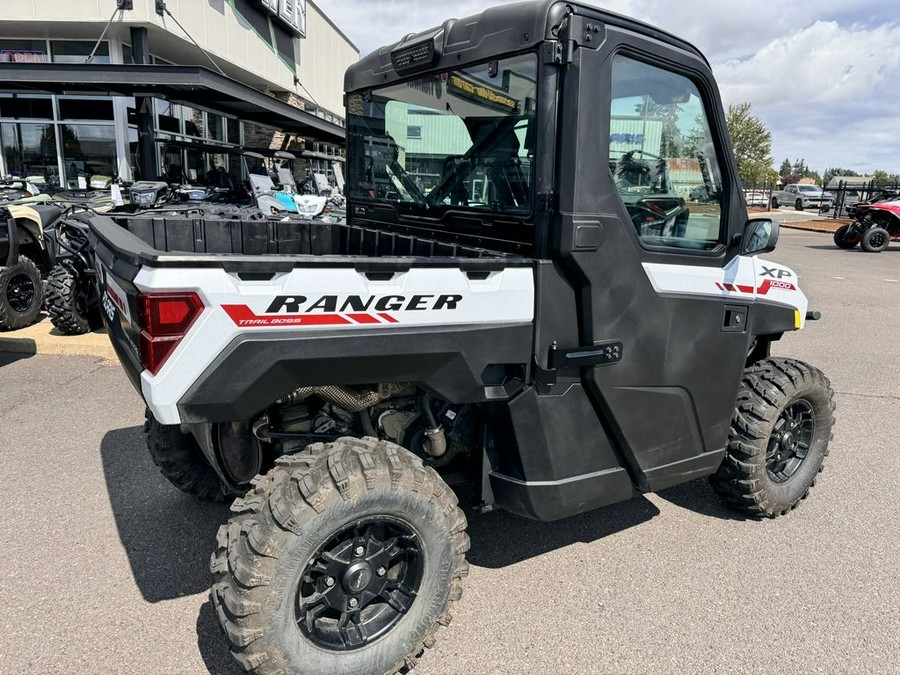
left=826, top=180, right=900, bottom=219
left=741, top=178, right=776, bottom=212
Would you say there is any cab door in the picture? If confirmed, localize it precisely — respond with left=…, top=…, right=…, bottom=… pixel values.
left=551, top=16, right=755, bottom=491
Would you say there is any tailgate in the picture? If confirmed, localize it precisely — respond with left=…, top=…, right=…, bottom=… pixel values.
left=88, top=216, right=537, bottom=425
left=90, top=217, right=154, bottom=391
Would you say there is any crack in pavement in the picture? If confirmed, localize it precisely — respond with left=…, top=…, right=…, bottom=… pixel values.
left=0, top=361, right=109, bottom=418
left=834, top=390, right=900, bottom=403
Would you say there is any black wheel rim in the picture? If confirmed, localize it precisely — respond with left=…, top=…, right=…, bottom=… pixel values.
left=870, top=231, right=887, bottom=248
left=6, top=273, right=36, bottom=313
left=296, top=516, right=424, bottom=651
left=766, top=399, right=815, bottom=483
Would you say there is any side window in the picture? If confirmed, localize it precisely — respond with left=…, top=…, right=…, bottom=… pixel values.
left=609, top=55, right=725, bottom=251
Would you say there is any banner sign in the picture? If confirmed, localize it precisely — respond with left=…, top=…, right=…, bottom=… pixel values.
left=255, top=0, right=306, bottom=36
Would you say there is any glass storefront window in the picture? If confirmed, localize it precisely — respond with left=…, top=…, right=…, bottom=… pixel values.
left=0, top=95, right=53, bottom=120
left=60, top=124, right=117, bottom=188
left=51, top=40, right=109, bottom=64
left=207, top=113, right=226, bottom=142
left=160, top=144, right=185, bottom=183
left=128, top=126, right=142, bottom=181
left=0, top=40, right=49, bottom=63
left=227, top=118, right=241, bottom=145
left=184, top=148, right=205, bottom=183
left=157, top=100, right=182, bottom=134
left=183, top=106, right=204, bottom=138
left=1, top=122, right=59, bottom=184
left=58, top=98, right=114, bottom=121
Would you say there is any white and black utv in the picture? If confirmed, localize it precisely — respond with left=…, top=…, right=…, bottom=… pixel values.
left=90, top=2, right=835, bottom=673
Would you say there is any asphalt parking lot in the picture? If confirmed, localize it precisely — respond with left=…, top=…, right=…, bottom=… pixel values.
left=1, top=228, right=898, bottom=674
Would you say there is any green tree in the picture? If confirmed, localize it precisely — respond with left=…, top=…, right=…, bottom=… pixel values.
left=726, top=102, right=773, bottom=187
left=635, top=97, right=683, bottom=157
left=872, top=170, right=890, bottom=185
left=779, top=158, right=792, bottom=179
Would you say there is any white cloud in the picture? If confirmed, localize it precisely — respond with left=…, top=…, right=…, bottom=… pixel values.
left=715, top=19, right=900, bottom=172
left=313, top=0, right=900, bottom=173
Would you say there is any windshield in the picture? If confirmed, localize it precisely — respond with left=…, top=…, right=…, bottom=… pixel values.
left=346, top=54, right=538, bottom=217
left=797, top=186, right=821, bottom=192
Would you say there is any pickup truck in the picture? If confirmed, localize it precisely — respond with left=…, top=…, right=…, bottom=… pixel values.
left=91, top=2, right=836, bottom=674
left=771, top=183, right=834, bottom=211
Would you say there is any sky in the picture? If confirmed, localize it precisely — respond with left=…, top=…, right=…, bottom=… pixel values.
left=314, top=0, right=900, bottom=176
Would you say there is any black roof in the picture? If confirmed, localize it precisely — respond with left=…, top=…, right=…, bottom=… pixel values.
left=346, top=0, right=706, bottom=92
left=0, top=63, right=345, bottom=143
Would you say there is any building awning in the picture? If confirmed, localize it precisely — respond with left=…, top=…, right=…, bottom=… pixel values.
left=0, top=62, right=345, bottom=143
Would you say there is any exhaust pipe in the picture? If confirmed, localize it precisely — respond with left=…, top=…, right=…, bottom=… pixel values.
left=277, top=383, right=411, bottom=412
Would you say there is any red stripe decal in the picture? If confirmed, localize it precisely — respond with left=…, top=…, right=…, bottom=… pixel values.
left=347, top=313, right=382, bottom=324
left=716, top=282, right=755, bottom=294
left=378, top=313, right=399, bottom=324
left=222, top=305, right=351, bottom=327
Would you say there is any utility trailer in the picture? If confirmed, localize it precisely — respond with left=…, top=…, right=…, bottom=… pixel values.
left=92, top=2, right=836, bottom=673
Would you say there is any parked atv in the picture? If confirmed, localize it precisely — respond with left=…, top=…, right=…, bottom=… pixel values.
left=44, top=214, right=103, bottom=335
left=0, top=203, right=62, bottom=330
left=44, top=182, right=265, bottom=335
left=833, top=198, right=900, bottom=252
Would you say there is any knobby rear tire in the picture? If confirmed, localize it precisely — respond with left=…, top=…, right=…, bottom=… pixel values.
left=144, top=410, right=231, bottom=502
left=832, top=224, right=860, bottom=249
left=210, top=436, right=469, bottom=675
left=45, top=262, right=102, bottom=335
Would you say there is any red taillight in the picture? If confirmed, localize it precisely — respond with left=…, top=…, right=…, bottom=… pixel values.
left=136, top=292, right=204, bottom=375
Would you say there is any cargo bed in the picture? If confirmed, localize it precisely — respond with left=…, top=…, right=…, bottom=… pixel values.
left=88, top=214, right=537, bottom=425
left=101, top=213, right=519, bottom=263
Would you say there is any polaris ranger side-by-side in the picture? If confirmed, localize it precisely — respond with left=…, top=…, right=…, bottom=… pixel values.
left=90, top=2, right=835, bottom=673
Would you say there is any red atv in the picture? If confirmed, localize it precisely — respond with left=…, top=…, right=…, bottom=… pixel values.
left=834, top=195, right=900, bottom=252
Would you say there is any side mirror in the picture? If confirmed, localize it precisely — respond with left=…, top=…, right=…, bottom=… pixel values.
left=741, top=218, right=779, bottom=255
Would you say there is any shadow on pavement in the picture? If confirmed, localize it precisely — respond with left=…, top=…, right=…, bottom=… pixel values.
left=197, top=600, right=243, bottom=675
left=465, top=496, right=660, bottom=568
left=100, top=425, right=743, bottom=671
left=655, top=476, right=749, bottom=521
left=805, top=245, right=899, bottom=253
left=0, top=349, right=35, bottom=367
left=100, top=426, right=232, bottom=603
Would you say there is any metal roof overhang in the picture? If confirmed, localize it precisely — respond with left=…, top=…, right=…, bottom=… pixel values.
left=0, top=63, right=345, bottom=144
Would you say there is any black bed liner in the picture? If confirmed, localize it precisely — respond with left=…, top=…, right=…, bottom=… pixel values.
left=89, top=215, right=531, bottom=273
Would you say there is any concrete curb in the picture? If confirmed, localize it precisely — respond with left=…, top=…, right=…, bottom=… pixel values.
left=780, top=223, right=839, bottom=235
left=0, top=317, right=117, bottom=361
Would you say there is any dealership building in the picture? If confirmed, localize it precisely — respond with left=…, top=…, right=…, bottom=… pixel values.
left=0, top=0, right=358, bottom=188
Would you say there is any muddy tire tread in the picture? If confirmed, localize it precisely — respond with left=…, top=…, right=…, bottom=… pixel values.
left=210, top=436, right=469, bottom=675
left=709, top=358, right=835, bottom=517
